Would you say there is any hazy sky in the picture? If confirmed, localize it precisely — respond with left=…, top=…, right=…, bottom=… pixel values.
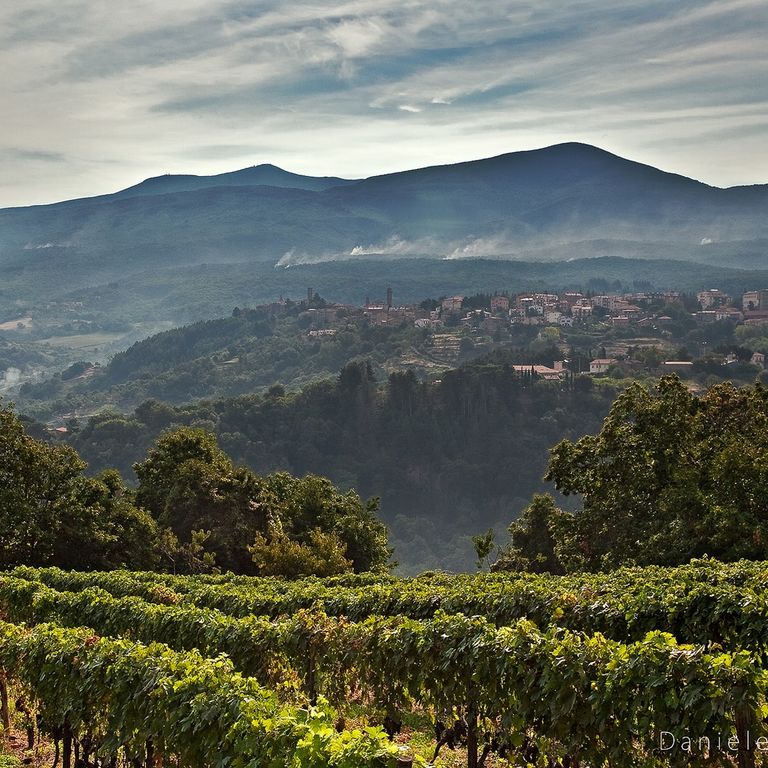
left=1, top=0, right=767, bottom=207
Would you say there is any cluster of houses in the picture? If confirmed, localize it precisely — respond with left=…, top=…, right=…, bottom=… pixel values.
left=276, top=288, right=768, bottom=335
left=425, top=287, right=768, bottom=332
left=275, top=284, right=768, bottom=375
left=420, top=290, right=685, bottom=331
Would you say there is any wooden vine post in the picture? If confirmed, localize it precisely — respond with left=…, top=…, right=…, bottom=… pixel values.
left=0, top=672, right=10, bottom=735
left=62, top=717, right=73, bottom=768
left=306, top=650, right=317, bottom=706
left=735, top=703, right=756, bottom=768
left=466, top=679, right=479, bottom=768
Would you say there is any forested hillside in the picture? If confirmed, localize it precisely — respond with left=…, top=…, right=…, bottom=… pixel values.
left=58, top=356, right=617, bottom=571
left=17, top=306, right=431, bottom=416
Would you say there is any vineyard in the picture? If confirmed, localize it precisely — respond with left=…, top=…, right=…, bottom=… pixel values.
left=2, top=560, right=768, bottom=767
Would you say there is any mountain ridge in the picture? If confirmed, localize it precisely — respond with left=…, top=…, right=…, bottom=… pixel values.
left=0, top=142, right=766, bottom=317
left=5, top=143, right=765, bottom=213
left=112, top=163, right=357, bottom=199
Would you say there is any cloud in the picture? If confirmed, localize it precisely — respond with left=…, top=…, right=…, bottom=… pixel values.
left=0, top=0, right=767, bottom=206
left=0, top=149, right=66, bottom=163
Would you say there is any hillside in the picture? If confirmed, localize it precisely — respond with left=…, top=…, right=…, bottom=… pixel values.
left=15, top=308, right=435, bottom=416
left=37, top=354, right=616, bottom=572
left=1, top=144, right=766, bottom=314
left=11, top=252, right=768, bottom=417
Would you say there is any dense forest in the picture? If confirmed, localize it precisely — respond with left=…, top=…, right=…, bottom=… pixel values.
left=41, top=353, right=618, bottom=571
left=0, top=403, right=390, bottom=576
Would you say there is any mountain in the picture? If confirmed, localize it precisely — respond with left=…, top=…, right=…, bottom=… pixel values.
left=112, top=164, right=356, bottom=198
left=1, top=143, right=766, bottom=321
left=323, top=142, right=768, bottom=254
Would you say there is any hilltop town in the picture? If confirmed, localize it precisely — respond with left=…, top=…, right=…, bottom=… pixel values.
left=284, top=284, right=768, bottom=380
left=11, top=280, right=768, bottom=429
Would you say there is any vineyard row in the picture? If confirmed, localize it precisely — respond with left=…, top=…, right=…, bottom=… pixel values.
left=2, top=576, right=767, bottom=767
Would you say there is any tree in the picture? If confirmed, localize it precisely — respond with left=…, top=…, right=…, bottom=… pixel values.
left=0, top=404, right=159, bottom=569
left=0, top=406, right=88, bottom=566
left=134, top=428, right=392, bottom=574
left=134, top=427, right=232, bottom=517
left=262, top=473, right=391, bottom=573
left=53, top=469, right=160, bottom=570
left=540, top=376, right=768, bottom=571
left=250, top=521, right=352, bottom=578
left=135, top=399, right=176, bottom=430
left=471, top=528, right=495, bottom=571
left=156, top=528, right=218, bottom=574
left=134, top=427, right=272, bottom=572
left=492, top=495, right=568, bottom=574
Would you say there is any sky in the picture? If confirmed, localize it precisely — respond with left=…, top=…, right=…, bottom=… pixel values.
left=1, top=0, right=767, bottom=207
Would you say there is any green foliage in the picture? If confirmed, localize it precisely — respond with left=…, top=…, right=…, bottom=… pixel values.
left=470, top=529, right=495, bottom=571
left=0, top=404, right=159, bottom=569
left=263, top=471, right=391, bottom=573
left=19, top=557, right=768, bottom=652
left=134, top=427, right=391, bottom=575
left=64, top=355, right=615, bottom=572
left=0, top=619, right=400, bottom=768
left=0, top=406, right=389, bottom=576
left=134, top=427, right=233, bottom=517
left=156, top=528, right=219, bottom=575
left=5, top=567, right=768, bottom=767
left=250, top=525, right=353, bottom=578
left=493, top=494, right=567, bottom=574
left=541, top=376, right=768, bottom=571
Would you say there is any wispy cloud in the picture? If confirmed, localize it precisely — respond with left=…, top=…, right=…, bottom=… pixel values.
left=0, top=0, right=766, bottom=206
left=0, top=149, right=67, bottom=163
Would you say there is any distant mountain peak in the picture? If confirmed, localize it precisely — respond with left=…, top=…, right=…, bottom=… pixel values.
left=114, top=164, right=356, bottom=199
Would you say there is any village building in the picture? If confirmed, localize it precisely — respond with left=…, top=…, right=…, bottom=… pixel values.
left=441, top=296, right=465, bottom=312
left=572, top=303, right=592, bottom=319
left=490, top=295, right=510, bottom=313
left=715, top=308, right=743, bottom=322
left=694, top=311, right=718, bottom=324
left=562, top=292, right=584, bottom=306
left=589, top=358, right=616, bottom=375
left=414, top=318, right=442, bottom=329
left=697, top=289, right=730, bottom=309
left=511, top=361, right=566, bottom=381
left=743, top=290, right=768, bottom=311
left=662, top=361, right=695, bottom=373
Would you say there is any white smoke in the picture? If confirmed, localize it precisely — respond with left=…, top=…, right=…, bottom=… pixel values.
left=348, top=235, right=440, bottom=257
left=275, top=249, right=338, bottom=268
left=444, top=236, right=518, bottom=260
left=275, top=233, right=521, bottom=267
left=0, top=365, right=49, bottom=393
left=275, top=235, right=442, bottom=267
left=23, top=242, right=65, bottom=250
left=0, top=367, right=22, bottom=391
